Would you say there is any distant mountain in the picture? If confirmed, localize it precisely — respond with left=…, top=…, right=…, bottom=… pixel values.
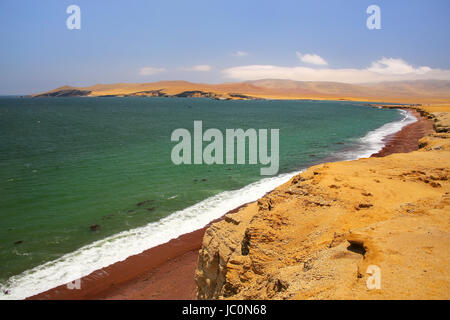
left=31, top=79, right=450, bottom=104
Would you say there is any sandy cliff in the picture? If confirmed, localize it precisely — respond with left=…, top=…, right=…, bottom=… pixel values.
left=195, top=106, right=450, bottom=299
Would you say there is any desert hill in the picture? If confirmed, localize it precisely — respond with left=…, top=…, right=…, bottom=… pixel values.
left=32, top=79, right=450, bottom=104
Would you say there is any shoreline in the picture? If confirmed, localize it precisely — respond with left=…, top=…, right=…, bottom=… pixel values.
left=195, top=107, right=448, bottom=299
left=371, top=109, right=433, bottom=157
left=27, top=204, right=249, bottom=300
left=27, top=108, right=433, bottom=300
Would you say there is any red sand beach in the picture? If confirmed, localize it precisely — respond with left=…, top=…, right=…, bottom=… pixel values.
left=28, top=109, right=433, bottom=300
left=28, top=204, right=248, bottom=300
left=372, top=109, right=433, bottom=157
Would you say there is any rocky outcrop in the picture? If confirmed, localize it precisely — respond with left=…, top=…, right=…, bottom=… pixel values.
left=228, top=93, right=260, bottom=100
left=174, top=91, right=221, bottom=99
left=195, top=108, right=450, bottom=300
left=34, top=89, right=91, bottom=97
left=125, top=90, right=168, bottom=97
left=31, top=88, right=261, bottom=101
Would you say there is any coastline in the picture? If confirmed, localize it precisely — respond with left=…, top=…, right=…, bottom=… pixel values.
left=195, top=107, right=449, bottom=299
left=27, top=108, right=432, bottom=300
left=371, top=109, right=434, bottom=157
left=27, top=204, right=249, bottom=300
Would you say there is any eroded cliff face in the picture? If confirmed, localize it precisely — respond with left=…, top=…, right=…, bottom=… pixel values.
left=195, top=108, right=450, bottom=300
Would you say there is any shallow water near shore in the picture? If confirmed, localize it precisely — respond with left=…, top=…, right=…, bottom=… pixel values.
left=0, top=97, right=408, bottom=299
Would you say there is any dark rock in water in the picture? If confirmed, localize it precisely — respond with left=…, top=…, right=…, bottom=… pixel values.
left=310, top=154, right=316, bottom=157
left=3, top=290, right=9, bottom=295
left=202, top=178, right=207, bottom=182
left=193, top=179, right=198, bottom=182
left=137, top=200, right=153, bottom=207
left=336, top=142, right=345, bottom=145
left=147, top=207, right=155, bottom=211
left=14, top=240, right=23, bottom=245
left=90, top=224, right=100, bottom=231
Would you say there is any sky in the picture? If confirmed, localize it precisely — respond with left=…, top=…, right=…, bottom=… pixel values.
left=0, top=0, right=449, bottom=94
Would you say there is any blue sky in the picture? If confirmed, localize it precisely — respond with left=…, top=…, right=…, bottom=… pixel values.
left=0, top=0, right=449, bottom=94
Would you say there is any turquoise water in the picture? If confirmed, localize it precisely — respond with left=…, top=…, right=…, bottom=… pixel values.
left=0, top=97, right=401, bottom=292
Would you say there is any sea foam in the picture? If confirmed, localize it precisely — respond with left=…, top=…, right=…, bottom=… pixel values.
left=335, top=109, right=417, bottom=160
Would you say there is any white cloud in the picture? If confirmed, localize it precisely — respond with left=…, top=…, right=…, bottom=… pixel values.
left=139, top=67, right=166, bottom=76
left=222, top=57, right=450, bottom=83
left=368, top=57, right=431, bottom=75
left=232, top=51, right=249, bottom=57
left=180, top=64, right=212, bottom=72
left=296, top=52, right=328, bottom=66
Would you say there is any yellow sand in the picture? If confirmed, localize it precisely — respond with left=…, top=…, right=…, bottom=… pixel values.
left=195, top=108, right=450, bottom=300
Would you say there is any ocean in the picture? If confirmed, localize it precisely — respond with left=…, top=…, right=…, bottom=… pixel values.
left=0, top=97, right=415, bottom=299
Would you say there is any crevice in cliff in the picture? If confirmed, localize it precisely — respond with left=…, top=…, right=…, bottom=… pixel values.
left=347, top=240, right=366, bottom=257
left=241, top=230, right=251, bottom=256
